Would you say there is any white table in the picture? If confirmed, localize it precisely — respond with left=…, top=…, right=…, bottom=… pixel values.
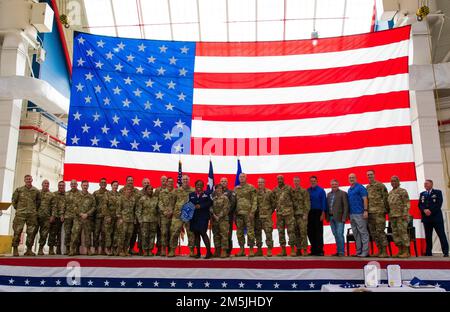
left=321, top=284, right=446, bottom=292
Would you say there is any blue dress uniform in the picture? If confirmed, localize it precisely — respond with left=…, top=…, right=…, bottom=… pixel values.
left=189, top=191, right=213, bottom=233
left=418, top=189, right=449, bottom=256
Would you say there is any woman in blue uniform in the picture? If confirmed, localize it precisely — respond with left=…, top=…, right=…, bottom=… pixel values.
left=189, top=180, right=213, bottom=259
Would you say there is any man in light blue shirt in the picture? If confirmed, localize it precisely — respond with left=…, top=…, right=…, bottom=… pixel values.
left=347, top=173, right=369, bottom=257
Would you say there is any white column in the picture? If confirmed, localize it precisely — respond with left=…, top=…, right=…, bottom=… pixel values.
left=409, top=20, right=449, bottom=253
left=0, top=32, right=28, bottom=235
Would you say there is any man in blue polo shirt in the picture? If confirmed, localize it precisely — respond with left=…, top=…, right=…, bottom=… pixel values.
left=307, top=176, right=327, bottom=256
left=347, top=173, right=369, bottom=257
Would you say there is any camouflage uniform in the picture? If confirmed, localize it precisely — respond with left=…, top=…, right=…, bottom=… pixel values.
left=48, top=191, right=65, bottom=251
left=93, top=188, right=109, bottom=251
left=255, top=188, right=275, bottom=248
left=35, top=190, right=56, bottom=247
left=292, top=186, right=311, bottom=251
left=11, top=185, right=41, bottom=249
left=388, top=187, right=410, bottom=248
left=234, top=183, right=257, bottom=248
left=136, top=194, right=158, bottom=251
left=169, top=186, right=195, bottom=251
left=116, top=195, right=136, bottom=254
left=64, top=189, right=80, bottom=252
left=224, top=189, right=237, bottom=253
left=272, top=185, right=297, bottom=248
left=119, top=187, right=141, bottom=252
left=366, top=181, right=389, bottom=253
left=158, top=188, right=176, bottom=251
left=70, top=191, right=96, bottom=253
left=153, top=187, right=166, bottom=252
left=105, top=191, right=121, bottom=250
left=211, top=194, right=230, bottom=252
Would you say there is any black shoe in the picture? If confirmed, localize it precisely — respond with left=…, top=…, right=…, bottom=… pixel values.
left=317, top=252, right=324, bottom=256
left=194, top=254, right=201, bottom=259
left=444, top=254, right=449, bottom=257
left=204, top=253, right=212, bottom=259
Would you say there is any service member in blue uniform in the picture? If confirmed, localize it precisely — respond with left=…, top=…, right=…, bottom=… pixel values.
left=189, top=180, right=213, bottom=259
left=418, top=179, right=449, bottom=257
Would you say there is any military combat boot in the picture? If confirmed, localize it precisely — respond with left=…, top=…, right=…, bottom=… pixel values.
left=248, top=247, right=255, bottom=257
left=87, top=248, right=93, bottom=256
left=24, top=247, right=35, bottom=257
left=189, top=247, right=196, bottom=257
left=378, top=248, right=389, bottom=258
left=255, top=247, right=263, bottom=257
left=235, top=247, right=245, bottom=257
left=213, top=248, right=220, bottom=258
left=277, top=246, right=287, bottom=257
left=160, top=247, right=167, bottom=256
left=48, top=247, right=55, bottom=256
left=167, top=248, right=175, bottom=257
left=56, top=245, right=62, bottom=255
left=64, top=245, right=70, bottom=255
left=68, top=248, right=76, bottom=257
left=266, top=248, right=272, bottom=257
left=220, top=249, right=228, bottom=258
left=38, top=245, right=44, bottom=256
left=302, top=249, right=308, bottom=256
left=105, top=248, right=111, bottom=256
left=397, top=246, right=409, bottom=258
left=12, top=247, right=19, bottom=257
left=296, top=249, right=301, bottom=256
left=289, top=247, right=297, bottom=257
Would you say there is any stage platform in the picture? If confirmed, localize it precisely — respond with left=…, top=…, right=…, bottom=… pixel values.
left=0, top=256, right=449, bottom=291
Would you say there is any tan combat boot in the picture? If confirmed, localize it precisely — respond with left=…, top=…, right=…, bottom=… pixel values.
left=302, top=249, right=308, bottom=256
left=378, top=248, right=389, bottom=258
left=220, top=249, right=228, bottom=258
left=255, top=247, right=263, bottom=257
left=397, top=246, right=410, bottom=258
left=213, top=248, right=220, bottom=258
left=38, top=246, right=44, bottom=256
left=12, top=247, right=19, bottom=257
left=277, top=246, right=287, bottom=257
left=296, top=249, right=301, bottom=256
left=48, top=247, right=55, bottom=256
left=160, top=247, right=166, bottom=256
left=64, top=246, right=70, bottom=256
left=289, top=247, right=297, bottom=257
left=235, top=247, right=245, bottom=257
left=266, top=248, right=272, bottom=257
left=189, top=247, right=196, bottom=257
left=167, top=248, right=175, bottom=257
left=105, top=248, right=111, bottom=256
left=24, top=247, right=35, bottom=257
left=68, top=248, right=76, bottom=257
left=248, top=247, right=254, bottom=257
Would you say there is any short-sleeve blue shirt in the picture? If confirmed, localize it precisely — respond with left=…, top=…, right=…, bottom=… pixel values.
left=347, top=183, right=368, bottom=214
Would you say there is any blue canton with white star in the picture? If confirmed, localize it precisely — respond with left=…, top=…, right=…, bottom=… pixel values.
left=67, top=32, right=195, bottom=154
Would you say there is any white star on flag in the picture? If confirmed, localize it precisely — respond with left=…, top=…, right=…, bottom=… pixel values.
left=291, top=283, right=298, bottom=289
left=175, top=119, right=185, bottom=129
left=159, top=45, right=168, bottom=53
left=88, top=280, right=93, bottom=286
left=120, top=281, right=126, bottom=286
left=110, top=138, right=119, bottom=147
left=204, top=281, right=210, bottom=288
left=90, top=136, right=100, bottom=146
left=273, top=283, right=280, bottom=289
left=77, top=36, right=85, bottom=44
left=163, top=130, right=172, bottom=140
left=177, top=93, right=186, bottom=101
left=142, top=129, right=151, bottom=138
left=155, top=91, right=164, bottom=99
left=101, top=124, right=110, bottom=134
left=147, top=56, right=156, bottom=63
left=157, top=66, right=166, bottom=75
left=104, top=74, right=112, bottom=82
left=309, top=282, right=315, bottom=288
left=112, top=114, right=120, bottom=123
left=179, top=68, right=187, bottom=76
left=136, top=65, right=144, bottom=74
left=126, top=54, right=135, bottom=62
left=121, top=127, right=129, bottom=136
left=138, top=43, right=146, bottom=51
left=8, top=279, right=14, bottom=284
left=55, top=280, right=61, bottom=286
left=113, top=86, right=122, bottom=95
left=73, top=111, right=82, bottom=120
left=86, top=49, right=94, bottom=57
left=124, top=77, right=133, bottom=85
left=85, top=72, right=94, bottom=80
left=115, top=63, right=124, bottom=71
left=105, top=51, right=114, bottom=59
left=97, top=40, right=105, bottom=48
left=103, top=97, right=111, bottom=105
left=165, top=103, right=174, bottom=111
left=144, top=101, right=152, bottom=110
left=167, top=81, right=176, bottom=89
left=137, top=281, right=143, bottom=287
left=153, top=281, right=159, bottom=287
left=81, top=123, right=91, bottom=133
left=152, top=142, right=161, bottom=151
left=174, top=143, right=183, bottom=153
left=122, top=98, right=131, bottom=107
left=94, top=60, right=104, bottom=69
left=132, top=116, right=141, bottom=125
left=40, top=280, right=46, bottom=285
left=77, top=58, right=85, bottom=66
left=104, top=280, right=110, bottom=286
left=187, top=281, right=193, bottom=288
left=117, top=42, right=125, bottom=50
left=133, top=88, right=142, bottom=97
left=256, top=282, right=262, bottom=289
left=94, top=85, right=102, bottom=93
left=76, top=83, right=84, bottom=92
left=130, top=140, right=140, bottom=150
left=180, top=46, right=189, bottom=54
left=145, top=79, right=154, bottom=87
left=221, top=282, right=227, bottom=288
left=170, top=281, right=176, bottom=287
left=169, top=56, right=177, bottom=64
left=84, top=95, right=92, bottom=103
left=238, top=282, right=245, bottom=288
left=71, top=135, right=80, bottom=144
left=24, top=279, right=30, bottom=285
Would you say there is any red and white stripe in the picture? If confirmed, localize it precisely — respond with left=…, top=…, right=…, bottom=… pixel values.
left=64, top=27, right=420, bottom=249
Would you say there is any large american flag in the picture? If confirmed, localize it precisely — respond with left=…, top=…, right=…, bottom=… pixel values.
left=64, top=26, right=423, bottom=250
